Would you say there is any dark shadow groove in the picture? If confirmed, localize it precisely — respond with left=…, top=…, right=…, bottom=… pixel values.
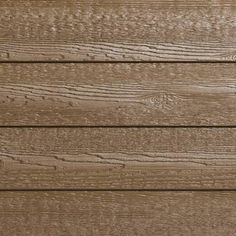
left=0, top=189, right=235, bottom=192
left=0, top=61, right=236, bottom=64
left=0, top=125, right=235, bottom=129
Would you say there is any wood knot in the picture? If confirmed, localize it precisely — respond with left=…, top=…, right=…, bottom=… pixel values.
left=141, top=93, right=179, bottom=111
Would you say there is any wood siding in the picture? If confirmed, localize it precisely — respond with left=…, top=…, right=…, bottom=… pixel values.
left=0, top=128, right=235, bottom=189
left=0, top=63, right=235, bottom=126
left=0, top=0, right=235, bottom=235
left=0, top=191, right=235, bottom=236
left=0, top=0, right=236, bottom=61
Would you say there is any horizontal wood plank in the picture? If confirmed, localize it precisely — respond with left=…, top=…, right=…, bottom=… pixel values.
left=0, top=191, right=235, bottom=235
left=0, top=0, right=236, bottom=61
left=0, top=63, right=235, bottom=126
left=0, top=128, right=235, bottom=189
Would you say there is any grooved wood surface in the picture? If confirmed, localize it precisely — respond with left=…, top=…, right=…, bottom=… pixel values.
left=0, top=0, right=235, bottom=233
left=0, top=128, right=235, bottom=189
left=0, top=0, right=236, bottom=61
left=0, top=63, right=235, bottom=126
left=0, top=191, right=235, bottom=236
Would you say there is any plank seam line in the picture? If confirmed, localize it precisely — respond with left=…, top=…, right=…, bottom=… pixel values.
left=0, top=61, right=236, bottom=64
left=0, top=189, right=236, bottom=192
left=0, top=126, right=235, bottom=129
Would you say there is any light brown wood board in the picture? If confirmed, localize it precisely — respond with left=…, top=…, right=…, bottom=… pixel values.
left=0, top=127, right=235, bottom=189
left=0, top=0, right=236, bottom=61
left=0, top=63, right=235, bottom=126
left=0, top=191, right=235, bottom=236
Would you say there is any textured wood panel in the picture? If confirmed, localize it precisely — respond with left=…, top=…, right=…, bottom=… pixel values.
left=0, top=63, right=235, bottom=126
left=0, top=128, right=235, bottom=189
left=0, top=0, right=236, bottom=61
left=1, top=0, right=235, bottom=233
left=0, top=191, right=235, bottom=236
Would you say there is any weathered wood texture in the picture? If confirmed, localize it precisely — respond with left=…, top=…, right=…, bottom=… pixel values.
left=0, top=0, right=236, bottom=61
left=0, top=191, right=235, bottom=236
left=0, top=128, right=235, bottom=189
left=0, top=63, right=235, bottom=126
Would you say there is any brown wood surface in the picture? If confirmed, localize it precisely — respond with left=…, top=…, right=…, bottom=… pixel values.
left=0, top=0, right=236, bottom=61
left=0, top=191, right=235, bottom=236
left=0, top=0, right=235, bottom=233
left=0, top=127, right=235, bottom=189
left=0, top=63, right=235, bottom=126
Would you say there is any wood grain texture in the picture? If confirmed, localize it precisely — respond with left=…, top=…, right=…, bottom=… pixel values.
left=0, top=128, right=235, bottom=189
left=0, top=191, right=235, bottom=236
left=0, top=63, right=235, bottom=126
left=0, top=0, right=236, bottom=61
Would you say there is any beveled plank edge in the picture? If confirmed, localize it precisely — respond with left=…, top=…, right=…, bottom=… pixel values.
left=0, top=126, right=235, bottom=128
left=1, top=0, right=236, bottom=7
left=0, top=189, right=235, bottom=191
